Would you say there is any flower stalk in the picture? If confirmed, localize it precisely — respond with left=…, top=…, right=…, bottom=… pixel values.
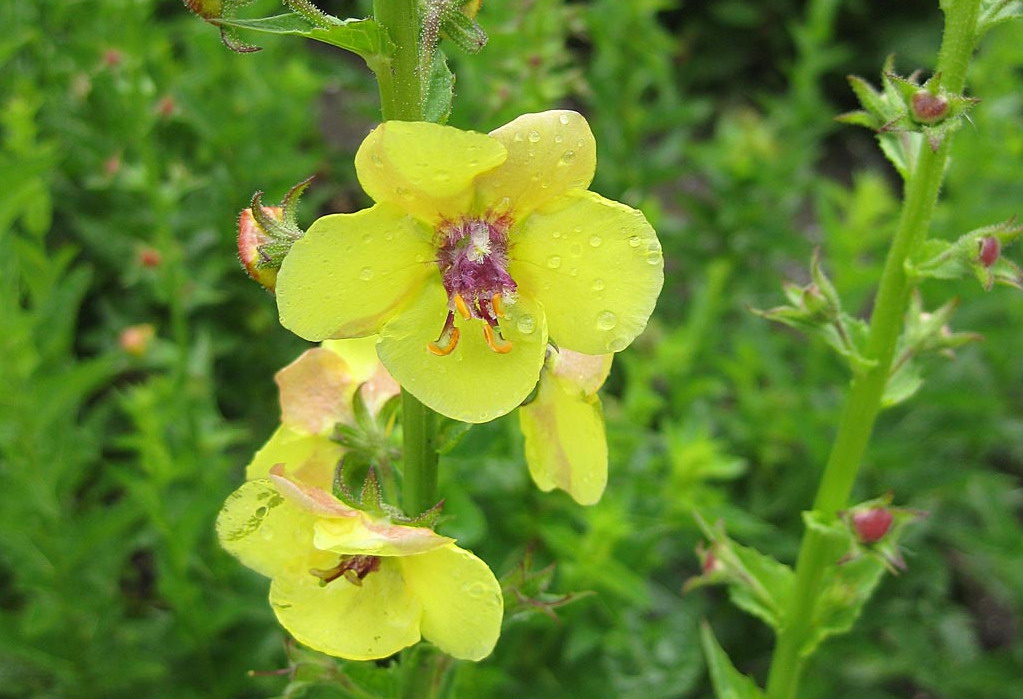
left=764, top=2, right=982, bottom=696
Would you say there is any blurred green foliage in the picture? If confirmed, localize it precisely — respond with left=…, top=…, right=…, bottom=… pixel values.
left=0, top=1, right=1020, bottom=697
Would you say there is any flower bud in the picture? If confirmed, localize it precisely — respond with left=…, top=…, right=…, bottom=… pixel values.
left=852, top=507, right=893, bottom=544
left=237, top=206, right=284, bottom=292
left=910, top=90, right=949, bottom=125
left=138, top=247, right=162, bottom=268
left=119, top=324, right=155, bottom=357
left=979, top=235, right=1001, bottom=268
left=182, top=0, right=223, bottom=19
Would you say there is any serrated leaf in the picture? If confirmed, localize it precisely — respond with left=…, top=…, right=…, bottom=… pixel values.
left=802, top=554, right=887, bottom=657
left=700, top=622, right=765, bottom=699
left=422, top=49, right=455, bottom=125
left=213, top=13, right=390, bottom=64
left=725, top=539, right=794, bottom=630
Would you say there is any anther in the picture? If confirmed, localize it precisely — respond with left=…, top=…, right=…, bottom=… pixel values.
left=428, top=311, right=461, bottom=356
left=454, top=293, right=472, bottom=320
left=491, top=293, right=505, bottom=319
left=482, top=323, right=513, bottom=354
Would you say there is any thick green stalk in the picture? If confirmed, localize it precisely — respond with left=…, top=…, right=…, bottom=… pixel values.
left=764, top=2, right=981, bottom=697
left=371, top=0, right=440, bottom=517
left=373, top=0, right=423, bottom=121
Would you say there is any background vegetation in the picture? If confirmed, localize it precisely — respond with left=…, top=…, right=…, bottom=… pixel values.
left=1, top=1, right=1020, bottom=697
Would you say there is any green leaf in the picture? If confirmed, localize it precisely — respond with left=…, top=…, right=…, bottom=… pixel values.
left=803, top=554, right=887, bottom=657
left=978, top=0, right=1023, bottom=37
left=700, top=621, right=765, bottom=699
left=212, top=13, right=391, bottom=64
left=423, top=49, right=456, bottom=125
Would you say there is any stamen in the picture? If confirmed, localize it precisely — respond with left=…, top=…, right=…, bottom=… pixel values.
left=310, top=555, right=381, bottom=587
left=491, top=293, right=505, bottom=319
left=428, top=311, right=461, bottom=356
left=453, top=293, right=472, bottom=320
left=482, top=323, right=513, bottom=354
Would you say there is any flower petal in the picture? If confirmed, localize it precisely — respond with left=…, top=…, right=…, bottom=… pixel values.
left=377, top=281, right=548, bottom=423
left=277, top=347, right=358, bottom=434
left=245, top=425, right=341, bottom=491
left=510, top=190, right=662, bottom=354
left=356, top=121, right=507, bottom=225
left=276, top=203, right=434, bottom=341
left=314, top=517, right=453, bottom=557
left=321, top=336, right=384, bottom=384
left=475, top=110, right=596, bottom=220
left=269, top=465, right=362, bottom=519
left=519, top=372, right=608, bottom=505
left=270, top=557, right=422, bottom=660
left=216, top=479, right=316, bottom=578
left=550, top=349, right=613, bottom=396
left=401, top=544, right=503, bottom=661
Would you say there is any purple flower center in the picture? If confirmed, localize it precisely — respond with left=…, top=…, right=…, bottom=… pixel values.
left=429, top=214, right=518, bottom=355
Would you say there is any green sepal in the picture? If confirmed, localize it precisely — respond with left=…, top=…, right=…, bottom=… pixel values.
left=439, top=6, right=488, bottom=54
left=499, top=546, right=595, bottom=623
left=700, top=621, right=765, bottom=699
left=908, top=217, right=1023, bottom=291
left=422, top=49, right=456, bottom=125
left=687, top=515, right=794, bottom=632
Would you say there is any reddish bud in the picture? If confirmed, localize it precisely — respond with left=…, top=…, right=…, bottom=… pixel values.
left=155, top=96, right=176, bottom=119
left=103, top=153, right=121, bottom=178
left=852, top=508, right=894, bottom=544
left=119, top=324, right=155, bottom=357
left=238, top=206, right=284, bottom=291
left=102, top=49, right=123, bottom=68
left=979, top=236, right=1001, bottom=268
left=138, top=247, right=162, bottom=268
left=910, top=90, right=949, bottom=124
left=182, top=0, right=223, bottom=19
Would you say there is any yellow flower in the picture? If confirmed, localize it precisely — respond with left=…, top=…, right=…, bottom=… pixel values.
left=519, top=349, right=613, bottom=505
left=276, top=111, right=663, bottom=423
left=217, top=465, right=503, bottom=661
left=246, top=336, right=399, bottom=490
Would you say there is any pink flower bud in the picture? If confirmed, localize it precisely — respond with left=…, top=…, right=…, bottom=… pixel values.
left=119, top=324, right=155, bottom=357
left=979, top=236, right=1001, bottom=268
left=138, top=247, right=162, bottom=268
left=852, top=508, right=893, bottom=544
left=237, top=206, right=283, bottom=291
left=910, top=90, right=949, bottom=125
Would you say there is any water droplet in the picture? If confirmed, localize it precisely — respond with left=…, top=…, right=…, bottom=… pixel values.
left=513, top=131, right=525, bottom=143
left=371, top=153, right=384, bottom=167
left=592, top=278, right=606, bottom=291
left=647, top=250, right=663, bottom=265
left=589, top=235, right=603, bottom=247
left=554, top=133, right=564, bottom=144
left=558, top=113, right=570, bottom=125
left=628, top=235, right=642, bottom=248
left=607, top=335, right=629, bottom=352
left=359, top=266, right=374, bottom=281
left=561, top=149, right=576, bottom=163
left=516, top=314, right=536, bottom=334
left=552, top=230, right=562, bottom=239
left=527, top=130, right=541, bottom=143
left=576, top=138, right=586, bottom=148
left=596, top=310, right=618, bottom=331
left=546, top=255, right=562, bottom=269
left=361, top=233, right=373, bottom=244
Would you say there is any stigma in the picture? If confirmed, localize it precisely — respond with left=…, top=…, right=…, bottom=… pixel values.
left=431, top=214, right=517, bottom=355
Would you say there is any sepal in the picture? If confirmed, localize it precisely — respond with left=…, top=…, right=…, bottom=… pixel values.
left=908, top=217, right=1023, bottom=291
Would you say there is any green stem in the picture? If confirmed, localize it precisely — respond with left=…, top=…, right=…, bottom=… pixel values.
left=401, top=389, right=438, bottom=515
left=373, top=0, right=423, bottom=120
left=764, top=2, right=981, bottom=697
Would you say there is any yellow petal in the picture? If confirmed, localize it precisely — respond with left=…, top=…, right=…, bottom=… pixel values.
left=550, top=349, right=613, bottom=396
left=475, top=110, right=596, bottom=220
left=321, top=336, right=386, bottom=384
left=377, top=280, right=548, bottom=423
left=245, top=425, right=340, bottom=492
left=510, top=190, right=662, bottom=355
left=276, top=203, right=434, bottom=341
left=401, top=544, right=503, bottom=661
left=276, top=347, right=358, bottom=434
left=314, top=517, right=453, bottom=557
left=270, top=557, right=422, bottom=660
left=269, top=465, right=362, bottom=519
left=356, top=121, right=507, bottom=225
left=216, top=479, right=316, bottom=578
left=519, top=372, right=608, bottom=505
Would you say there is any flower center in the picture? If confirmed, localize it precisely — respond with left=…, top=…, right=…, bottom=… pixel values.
left=310, top=554, right=381, bottom=587
left=430, top=214, right=517, bottom=356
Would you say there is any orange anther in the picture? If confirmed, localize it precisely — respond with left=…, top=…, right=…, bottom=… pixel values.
left=428, top=327, right=461, bottom=356
left=454, top=293, right=472, bottom=320
left=482, top=324, right=513, bottom=354
left=491, top=293, right=505, bottom=319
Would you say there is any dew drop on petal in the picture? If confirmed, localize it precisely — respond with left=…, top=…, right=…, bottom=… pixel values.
left=513, top=131, right=525, bottom=143
left=359, top=266, right=374, bottom=281
left=596, top=310, right=618, bottom=331
left=362, top=233, right=373, bottom=244
left=546, top=255, right=562, bottom=269
left=516, top=314, right=536, bottom=335
left=558, top=113, right=570, bottom=125
left=561, top=150, right=576, bottom=164
left=554, top=134, right=564, bottom=144
left=589, top=235, right=603, bottom=247
left=607, top=335, right=630, bottom=352
left=569, top=267, right=579, bottom=277
left=552, top=230, right=562, bottom=239
left=371, top=153, right=384, bottom=167
left=628, top=235, right=642, bottom=248
left=592, top=278, right=606, bottom=291
left=527, top=130, right=541, bottom=143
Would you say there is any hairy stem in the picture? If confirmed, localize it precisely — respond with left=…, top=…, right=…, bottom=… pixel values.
left=764, top=2, right=981, bottom=697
